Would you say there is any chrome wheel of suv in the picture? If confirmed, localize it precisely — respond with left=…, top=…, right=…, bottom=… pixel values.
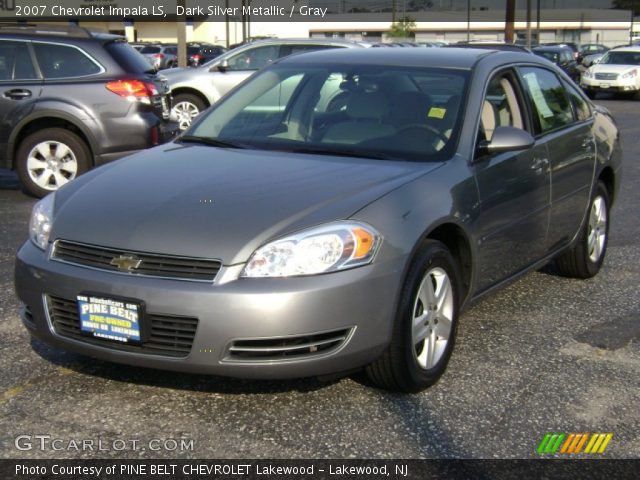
left=17, top=128, right=90, bottom=198
left=26, top=141, right=78, bottom=191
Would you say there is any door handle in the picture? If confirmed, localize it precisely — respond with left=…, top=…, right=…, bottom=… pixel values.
left=4, top=89, right=32, bottom=100
left=531, top=157, right=549, bottom=172
left=581, top=138, right=594, bottom=151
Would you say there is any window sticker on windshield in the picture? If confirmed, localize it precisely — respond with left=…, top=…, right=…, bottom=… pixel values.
left=523, top=72, right=554, bottom=119
left=428, top=107, right=446, bottom=119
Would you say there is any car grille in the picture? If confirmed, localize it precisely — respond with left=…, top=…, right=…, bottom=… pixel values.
left=47, top=295, right=198, bottom=358
left=595, top=72, right=619, bottom=80
left=52, top=240, right=221, bottom=282
left=225, top=328, right=353, bottom=362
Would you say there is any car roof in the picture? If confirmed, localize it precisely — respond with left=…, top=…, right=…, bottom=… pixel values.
left=0, top=23, right=122, bottom=42
left=277, top=47, right=535, bottom=69
left=609, top=46, right=640, bottom=52
left=533, top=46, right=570, bottom=52
left=243, top=38, right=365, bottom=48
left=447, top=42, right=531, bottom=53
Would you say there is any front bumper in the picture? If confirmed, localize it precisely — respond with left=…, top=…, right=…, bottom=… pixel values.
left=15, top=240, right=403, bottom=379
left=581, top=76, right=639, bottom=92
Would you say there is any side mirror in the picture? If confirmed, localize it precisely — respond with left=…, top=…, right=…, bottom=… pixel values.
left=592, top=57, right=601, bottom=65
left=478, top=126, right=535, bottom=155
left=211, top=59, right=229, bottom=72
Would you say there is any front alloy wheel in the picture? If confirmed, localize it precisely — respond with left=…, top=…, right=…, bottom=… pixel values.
left=366, top=240, right=460, bottom=392
left=172, top=94, right=206, bottom=130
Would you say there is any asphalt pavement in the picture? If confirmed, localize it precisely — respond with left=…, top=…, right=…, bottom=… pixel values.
left=0, top=97, right=638, bottom=459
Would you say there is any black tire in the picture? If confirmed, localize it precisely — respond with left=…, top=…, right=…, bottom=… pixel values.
left=172, top=93, right=207, bottom=130
left=555, top=181, right=610, bottom=278
left=16, top=128, right=91, bottom=198
left=366, top=240, right=461, bottom=392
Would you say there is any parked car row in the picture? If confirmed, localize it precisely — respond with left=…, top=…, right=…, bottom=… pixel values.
left=132, top=41, right=227, bottom=69
left=1, top=26, right=634, bottom=199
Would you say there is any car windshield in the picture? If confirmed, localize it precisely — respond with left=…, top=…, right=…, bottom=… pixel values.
left=140, top=46, right=161, bottom=54
left=535, top=51, right=559, bottom=63
left=600, top=51, right=640, bottom=65
left=187, top=63, right=469, bottom=162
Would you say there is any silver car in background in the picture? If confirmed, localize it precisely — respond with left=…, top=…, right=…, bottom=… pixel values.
left=163, top=38, right=366, bottom=130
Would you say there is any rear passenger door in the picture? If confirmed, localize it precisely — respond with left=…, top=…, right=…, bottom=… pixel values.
left=472, top=69, right=551, bottom=291
left=517, top=66, right=595, bottom=251
left=0, top=40, right=41, bottom=162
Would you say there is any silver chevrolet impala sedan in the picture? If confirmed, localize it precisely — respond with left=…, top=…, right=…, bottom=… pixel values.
left=15, top=48, right=622, bottom=392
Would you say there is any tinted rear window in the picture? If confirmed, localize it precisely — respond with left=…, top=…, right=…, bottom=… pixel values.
left=106, top=41, right=155, bottom=73
left=140, top=46, right=161, bottom=54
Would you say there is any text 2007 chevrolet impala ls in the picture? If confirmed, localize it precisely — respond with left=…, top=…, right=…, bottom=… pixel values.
left=15, top=48, right=621, bottom=392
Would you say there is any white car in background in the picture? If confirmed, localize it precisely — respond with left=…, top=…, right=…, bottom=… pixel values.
left=581, top=46, right=640, bottom=99
left=163, top=38, right=366, bottom=130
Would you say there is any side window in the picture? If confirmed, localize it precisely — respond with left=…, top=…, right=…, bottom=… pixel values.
left=479, top=73, right=525, bottom=142
left=33, top=43, right=101, bottom=79
left=564, top=81, right=591, bottom=122
left=519, top=67, right=573, bottom=134
left=226, top=45, right=279, bottom=71
left=281, top=45, right=337, bottom=56
left=0, top=41, right=37, bottom=81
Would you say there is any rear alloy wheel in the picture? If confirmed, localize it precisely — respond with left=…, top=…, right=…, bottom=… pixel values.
left=366, top=240, right=460, bottom=392
left=16, top=128, right=90, bottom=198
left=555, top=181, right=610, bottom=278
left=172, top=93, right=206, bottom=130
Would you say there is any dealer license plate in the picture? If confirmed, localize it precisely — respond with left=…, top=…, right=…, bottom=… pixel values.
left=600, top=83, right=610, bottom=89
left=77, top=294, right=142, bottom=343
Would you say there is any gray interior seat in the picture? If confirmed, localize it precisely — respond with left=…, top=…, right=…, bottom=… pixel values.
left=322, top=91, right=395, bottom=144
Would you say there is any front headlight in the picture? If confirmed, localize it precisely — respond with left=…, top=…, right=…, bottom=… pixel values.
left=29, top=194, right=55, bottom=250
left=621, top=69, right=637, bottom=79
left=241, top=221, right=381, bottom=278
left=583, top=69, right=594, bottom=79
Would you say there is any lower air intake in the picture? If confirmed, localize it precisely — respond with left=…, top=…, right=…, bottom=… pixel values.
left=226, top=328, right=353, bottom=362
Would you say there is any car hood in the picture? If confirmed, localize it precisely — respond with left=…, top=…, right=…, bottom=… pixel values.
left=51, top=144, right=440, bottom=265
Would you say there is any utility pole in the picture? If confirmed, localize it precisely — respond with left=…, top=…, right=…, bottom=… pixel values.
left=177, top=0, right=187, bottom=67
left=505, top=0, right=515, bottom=43
left=526, top=0, right=532, bottom=48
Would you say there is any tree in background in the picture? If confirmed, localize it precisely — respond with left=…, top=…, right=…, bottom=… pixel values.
left=612, top=0, right=640, bottom=15
left=388, top=16, right=417, bottom=38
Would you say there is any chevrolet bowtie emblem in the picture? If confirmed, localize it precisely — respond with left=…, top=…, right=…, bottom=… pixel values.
left=110, top=255, right=142, bottom=272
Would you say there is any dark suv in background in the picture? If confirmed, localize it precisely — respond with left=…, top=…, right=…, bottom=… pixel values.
left=0, top=24, right=178, bottom=197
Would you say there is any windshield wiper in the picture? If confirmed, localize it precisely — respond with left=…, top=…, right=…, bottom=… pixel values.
left=177, top=136, right=248, bottom=149
left=291, top=146, right=392, bottom=160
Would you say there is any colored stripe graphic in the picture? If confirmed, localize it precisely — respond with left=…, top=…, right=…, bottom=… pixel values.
left=537, top=433, right=565, bottom=454
left=584, top=433, right=613, bottom=454
left=538, top=433, right=613, bottom=455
